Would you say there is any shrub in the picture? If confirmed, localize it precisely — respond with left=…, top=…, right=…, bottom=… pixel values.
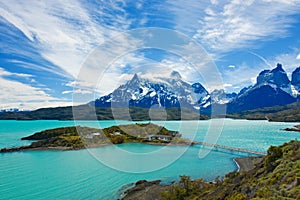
left=265, top=146, right=283, bottom=172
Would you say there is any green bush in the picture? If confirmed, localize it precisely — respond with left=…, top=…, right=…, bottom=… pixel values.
left=265, top=146, right=283, bottom=172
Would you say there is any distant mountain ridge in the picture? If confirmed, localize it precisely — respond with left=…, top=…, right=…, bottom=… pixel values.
left=92, top=64, right=299, bottom=114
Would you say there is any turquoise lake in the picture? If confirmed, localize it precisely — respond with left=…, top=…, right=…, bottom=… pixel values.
left=0, top=119, right=299, bottom=199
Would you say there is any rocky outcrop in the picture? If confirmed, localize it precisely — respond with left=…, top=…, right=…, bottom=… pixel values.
left=291, top=67, right=300, bottom=91
left=256, top=63, right=290, bottom=87
left=284, top=124, right=300, bottom=132
left=122, top=180, right=166, bottom=200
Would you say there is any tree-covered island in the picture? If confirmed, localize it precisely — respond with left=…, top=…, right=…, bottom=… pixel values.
left=0, top=123, right=190, bottom=153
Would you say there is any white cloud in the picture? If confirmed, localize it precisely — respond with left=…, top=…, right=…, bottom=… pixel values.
left=0, top=67, right=32, bottom=78
left=62, top=89, right=92, bottom=95
left=168, top=0, right=300, bottom=52
left=272, top=50, right=300, bottom=74
left=0, top=68, right=72, bottom=110
left=250, top=77, right=257, bottom=84
left=223, top=83, right=232, bottom=87
left=0, top=1, right=131, bottom=78
left=1, top=0, right=300, bottom=107
left=221, top=62, right=261, bottom=91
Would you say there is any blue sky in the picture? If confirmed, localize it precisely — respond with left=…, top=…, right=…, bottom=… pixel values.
left=0, top=0, right=300, bottom=110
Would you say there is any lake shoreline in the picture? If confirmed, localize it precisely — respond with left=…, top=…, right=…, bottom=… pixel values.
left=121, top=155, right=266, bottom=200
left=0, top=141, right=194, bottom=153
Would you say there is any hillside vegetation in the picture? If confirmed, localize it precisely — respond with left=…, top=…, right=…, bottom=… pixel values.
left=160, top=140, right=300, bottom=200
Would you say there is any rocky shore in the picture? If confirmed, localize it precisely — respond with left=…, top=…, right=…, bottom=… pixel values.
left=121, top=180, right=167, bottom=200
left=234, top=156, right=264, bottom=172
left=284, top=124, right=300, bottom=132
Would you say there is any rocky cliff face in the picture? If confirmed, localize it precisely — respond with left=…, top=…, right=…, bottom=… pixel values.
left=292, top=67, right=300, bottom=92
left=256, top=63, right=290, bottom=87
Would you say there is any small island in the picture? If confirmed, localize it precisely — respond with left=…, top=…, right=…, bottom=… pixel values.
left=0, top=123, right=190, bottom=153
left=284, top=124, right=300, bottom=132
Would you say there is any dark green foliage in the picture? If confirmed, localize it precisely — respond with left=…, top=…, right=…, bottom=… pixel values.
left=265, top=145, right=283, bottom=172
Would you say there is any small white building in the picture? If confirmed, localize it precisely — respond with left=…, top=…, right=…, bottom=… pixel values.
left=85, top=132, right=101, bottom=139
left=114, top=131, right=121, bottom=135
left=148, top=135, right=172, bottom=142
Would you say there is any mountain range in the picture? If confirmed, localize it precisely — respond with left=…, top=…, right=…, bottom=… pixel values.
left=92, top=63, right=299, bottom=114
left=92, top=71, right=210, bottom=110
left=0, top=63, right=299, bottom=121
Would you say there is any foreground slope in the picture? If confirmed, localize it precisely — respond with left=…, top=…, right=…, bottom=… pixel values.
left=123, top=140, right=300, bottom=200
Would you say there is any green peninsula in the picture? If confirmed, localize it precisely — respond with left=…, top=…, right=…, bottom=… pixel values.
left=0, top=123, right=187, bottom=152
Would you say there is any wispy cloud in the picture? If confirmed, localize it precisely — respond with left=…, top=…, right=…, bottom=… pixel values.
left=200, top=0, right=300, bottom=51
left=271, top=49, right=300, bottom=74
left=0, top=68, right=71, bottom=110
left=1, top=0, right=300, bottom=109
left=0, top=67, right=32, bottom=78
left=221, top=62, right=262, bottom=91
left=168, top=0, right=300, bottom=52
left=0, top=1, right=131, bottom=78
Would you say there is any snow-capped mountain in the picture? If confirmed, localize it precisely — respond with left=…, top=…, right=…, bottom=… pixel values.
left=93, top=71, right=210, bottom=110
left=210, top=89, right=237, bottom=104
left=256, top=63, right=290, bottom=88
left=255, top=63, right=298, bottom=97
left=92, top=64, right=300, bottom=114
left=227, top=64, right=298, bottom=112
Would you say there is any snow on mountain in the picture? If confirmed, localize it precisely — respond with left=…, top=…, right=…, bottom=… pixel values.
left=227, top=63, right=297, bottom=113
left=255, top=63, right=299, bottom=97
left=93, top=64, right=300, bottom=113
left=256, top=63, right=290, bottom=88
left=94, top=71, right=210, bottom=110
left=210, top=89, right=237, bottom=104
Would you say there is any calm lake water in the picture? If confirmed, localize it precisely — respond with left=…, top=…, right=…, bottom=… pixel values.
left=0, top=119, right=299, bottom=199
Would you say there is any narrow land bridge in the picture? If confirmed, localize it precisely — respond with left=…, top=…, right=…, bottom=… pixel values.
left=192, top=141, right=267, bottom=156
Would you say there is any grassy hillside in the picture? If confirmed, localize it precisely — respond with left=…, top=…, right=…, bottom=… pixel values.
left=160, top=140, right=300, bottom=200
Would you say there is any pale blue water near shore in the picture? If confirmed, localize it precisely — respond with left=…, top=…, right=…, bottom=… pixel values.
left=0, top=119, right=299, bottom=199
